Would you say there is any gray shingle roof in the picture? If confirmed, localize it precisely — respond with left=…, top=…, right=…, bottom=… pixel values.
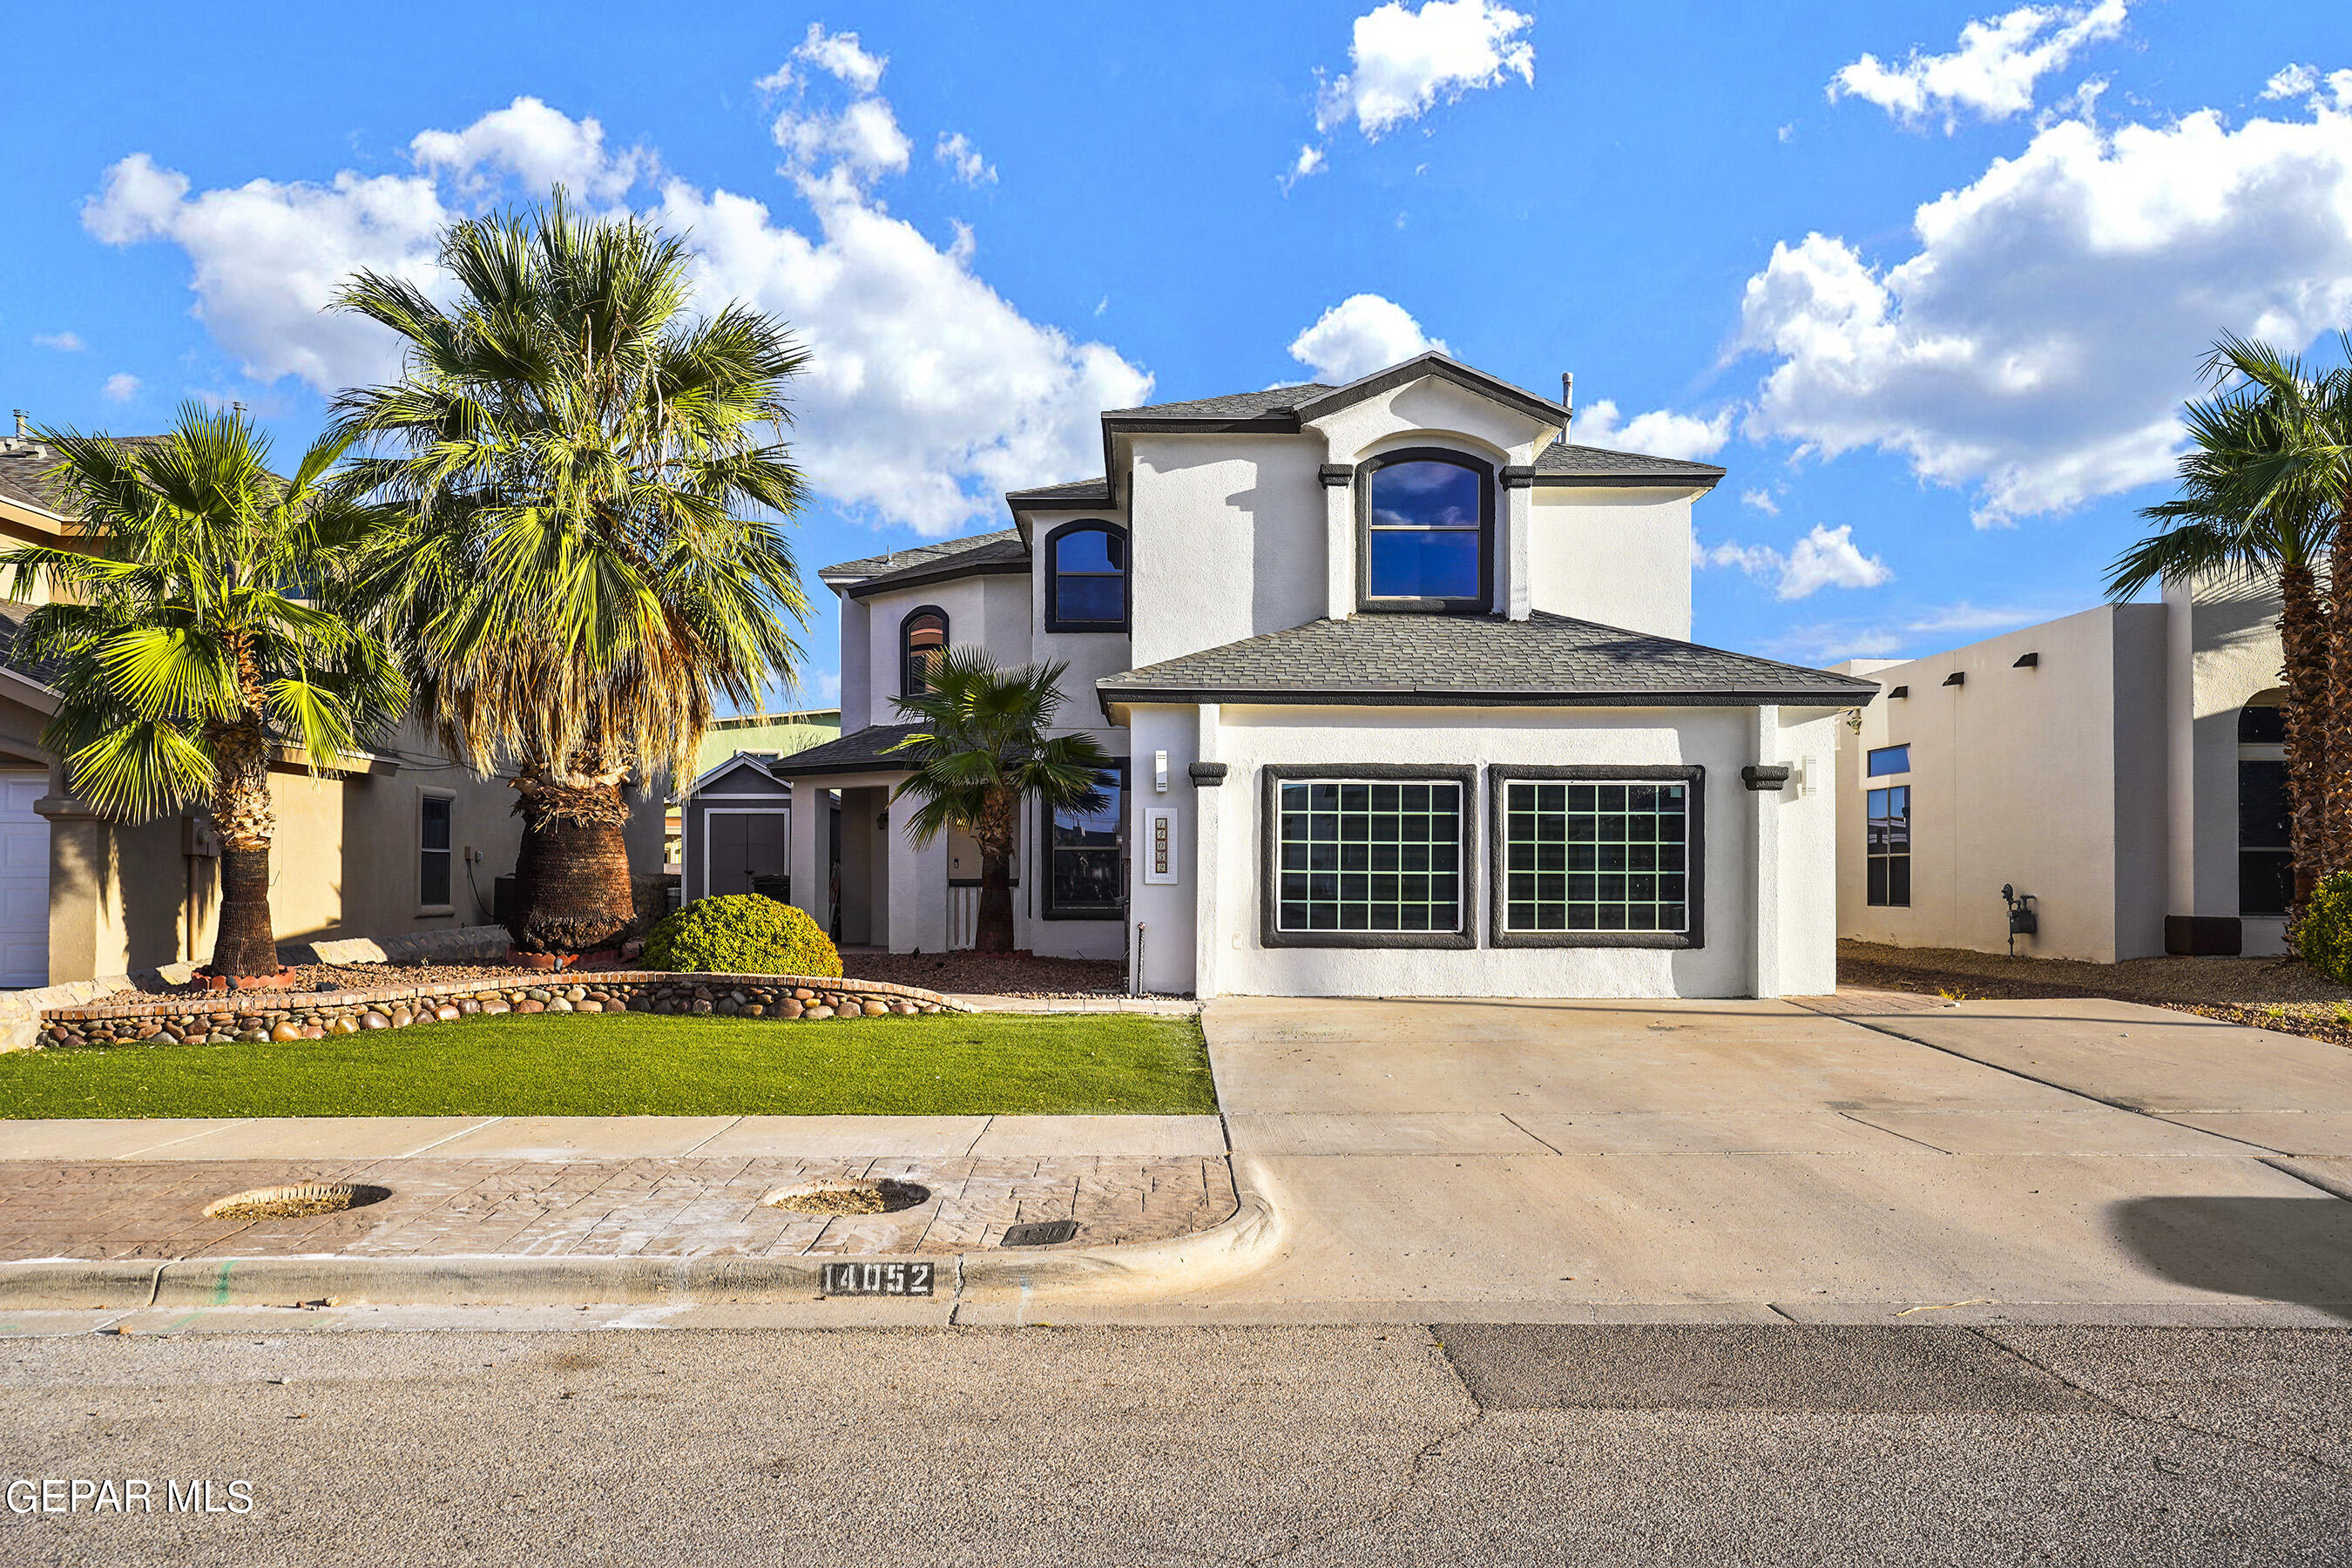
left=760, top=721, right=923, bottom=777
left=1004, top=476, right=1113, bottom=507
left=1098, top=612, right=1878, bottom=711
left=820, top=528, right=1028, bottom=591
left=1534, top=439, right=1725, bottom=486
left=0, top=441, right=73, bottom=517
left=0, top=600, right=62, bottom=691
left=1105, top=385, right=1329, bottom=421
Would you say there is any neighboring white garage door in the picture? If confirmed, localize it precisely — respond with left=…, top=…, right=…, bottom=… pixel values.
left=0, top=774, right=49, bottom=988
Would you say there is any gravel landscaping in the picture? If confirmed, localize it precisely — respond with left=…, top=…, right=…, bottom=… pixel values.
left=1840, top=938, right=2352, bottom=1049
left=836, top=950, right=1176, bottom=999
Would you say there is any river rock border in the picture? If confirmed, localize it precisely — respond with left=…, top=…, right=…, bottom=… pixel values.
left=34, top=972, right=962, bottom=1049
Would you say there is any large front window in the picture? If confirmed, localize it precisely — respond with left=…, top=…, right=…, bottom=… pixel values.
left=1276, top=779, right=1463, bottom=934
left=1503, top=781, right=1688, bottom=934
left=2240, top=693, right=2291, bottom=916
left=1361, top=451, right=1490, bottom=610
left=1044, top=763, right=1125, bottom=918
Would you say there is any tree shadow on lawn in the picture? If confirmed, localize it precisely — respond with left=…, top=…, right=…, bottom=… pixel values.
left=2112, top=1196, right=2352, bottom=1322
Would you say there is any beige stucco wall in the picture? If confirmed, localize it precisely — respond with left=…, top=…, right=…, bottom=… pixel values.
left=1529, top=489, right=1695, bottom=641
left=1836, top=604, right=2170, bottom=962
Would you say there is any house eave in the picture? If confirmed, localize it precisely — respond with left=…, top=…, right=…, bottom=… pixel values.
left=1096, top=685, right=1881, bottom=722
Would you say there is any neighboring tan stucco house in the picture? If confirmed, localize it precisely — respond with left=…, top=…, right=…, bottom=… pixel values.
left=1832, top=571, right=2291, bottom=963
left=0, top=418, right=664, bottom=985
left=769, top=354, right=1876, bottom=997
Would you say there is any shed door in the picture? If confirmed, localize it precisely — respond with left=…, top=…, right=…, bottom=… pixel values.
left=0, top=774, right=49, bottom=987
left=706, top=810, right=789, bottom=898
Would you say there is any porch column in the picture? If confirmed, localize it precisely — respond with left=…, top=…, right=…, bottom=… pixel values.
left=787, top=781, right=828, bottom=936
left=1748, top=704, right=1782, bottom=999
left=1192, top=704, right=1224, bottom=1000
left=37, top=785, right=106, bottom=986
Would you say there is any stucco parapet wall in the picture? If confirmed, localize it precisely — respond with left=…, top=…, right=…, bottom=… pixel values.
left=34, top=971, right=964, bottom=1045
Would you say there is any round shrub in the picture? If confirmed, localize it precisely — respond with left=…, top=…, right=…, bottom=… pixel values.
left=2295, top=870, right=2352, bottom=984
left=643, top=895, right=842, bottom=978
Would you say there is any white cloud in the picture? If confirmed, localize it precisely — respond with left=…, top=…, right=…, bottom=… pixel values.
left=1740, top=488, right=1780, bottom=515
left=1573, top=399, right=1731, bottom=461
left=83, top=89, right=1149, bottom=539
left=409, top=97, right=645, bottom=199
left=1828, top=1, right=2127, bottom=129
left=1287, top=294, right=1446, bottom=384
left=99, top=373, right=141, bottom=402
left=1737, top=94, right=2352, bottom=524
left=2261, top=64, right=2318, bottom=101
left=33, top=331, right=84, bottom=352
left=1699, top=524, right=1892, bottom=600
left=1281, top=144, right=1328, bottom=193
left=788, top=24, right=886, bottom=93
left=771, top=96, right=911, bottom=184
left=935, top=132, right=997, bottom=186
left=1314, top=0, right=1535, bottom=139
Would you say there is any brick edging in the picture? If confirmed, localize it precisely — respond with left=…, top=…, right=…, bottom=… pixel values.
left=37, top=971, right=963, bottom=1048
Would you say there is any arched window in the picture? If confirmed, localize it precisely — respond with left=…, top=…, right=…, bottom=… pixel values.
left=1044, top=523, right=1127, bottom=632
left=901, top=606, right=948, bottom=699
left=1358, top=449, right=1492, bottom=612
left=2240, top=690, right=2292, bottom=916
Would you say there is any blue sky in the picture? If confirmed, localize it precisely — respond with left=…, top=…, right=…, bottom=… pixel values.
left=3, top=1, right=2349, bottom=710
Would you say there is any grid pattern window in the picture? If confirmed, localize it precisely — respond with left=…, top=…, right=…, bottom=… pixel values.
left=420, top=795, right=453, bottom=908
left=1276, top=780, right=1462, bottom=933
left=1866, top=744, right=1910, bottom=777
left=1503, top=781, right=1687, bottom=933
left=1866, top=785, right=1910, bottom=907
left=1045, top=764, right=1125, bottom=916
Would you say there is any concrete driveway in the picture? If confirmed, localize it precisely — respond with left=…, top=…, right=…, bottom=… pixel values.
left=1004, top=990, right=2352, bottom=1326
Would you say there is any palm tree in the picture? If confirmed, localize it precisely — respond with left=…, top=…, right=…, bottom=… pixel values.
left=2109, top=348, right=2342, bottom=903
left=329, top=193, right=811, bottom=953
left=888, top=649, right=1114, bottom=954
left=0, top=405, right=404, bottom=977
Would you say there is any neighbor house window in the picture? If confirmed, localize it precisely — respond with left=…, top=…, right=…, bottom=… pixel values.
left=900, top=606, right=948, bottom=699
left=1277, top=780, right=1462, bottom=933
left=1866, top=744, right=1910, bottom=776
left=420, top=794, right=453, bottom=909
left=1043, top=761, right=1126, bottom=918
left=1044, top=523, right=1127, bottom=631
left=2240, top=693, right=2291, bottom=916
left=1359, top=450, right=1490, bottom=611
left=1866, top=786, right=1910, bottom=907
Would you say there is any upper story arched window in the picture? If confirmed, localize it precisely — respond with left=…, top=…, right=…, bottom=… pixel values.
left=900, top=606, right=949, bottom=699
left=1044, top=522, right=1128, bottom=632
left=1358, top=449, right=1492, bottom=612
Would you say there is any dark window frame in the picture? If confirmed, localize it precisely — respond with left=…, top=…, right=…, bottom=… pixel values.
left=1484, top=766, right=1707, bottom=950
left=1040, top=756, right=1129, bottom=920
left=899, top=605, right=950, bottom=700
left=1042, top=519, right=1131, bottom=633
left=1865, top=783, right=1911, bottom=909
left=419, top=791, right=455, bottom=911
left=1259, top=763, right=1479, bottom=950
left=1355, top=447, right=1495, bottom=615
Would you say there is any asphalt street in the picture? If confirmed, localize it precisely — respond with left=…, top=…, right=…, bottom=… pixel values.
left=3, top=1323, right=2348, bottom=1565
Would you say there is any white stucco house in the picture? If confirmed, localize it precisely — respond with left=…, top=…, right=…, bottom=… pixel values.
left=771, top=353, right=1876, bottom=997
left=1832, top=571, right=2288, bottom=963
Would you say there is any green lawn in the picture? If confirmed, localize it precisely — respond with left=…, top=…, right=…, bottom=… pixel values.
left=0, top=1011, right=1217, bottom=1119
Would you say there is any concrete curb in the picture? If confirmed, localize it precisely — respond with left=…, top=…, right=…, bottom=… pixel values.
left=0, top=1174, right=1287, bottom=1312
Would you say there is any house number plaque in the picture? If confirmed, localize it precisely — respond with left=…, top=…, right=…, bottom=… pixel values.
left=1143, top=808, right=1178, bottom=885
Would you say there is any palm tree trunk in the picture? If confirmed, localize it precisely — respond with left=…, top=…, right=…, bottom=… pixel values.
left=975, top=787, right=1017, bottom=954
left=2282, top=561, right=2330, bottom=909
left=207, top=722, right=280, bottom=977
left=2334, top=497, right=2352, bottom=884
left=510, top=760, right=635, bottom=954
